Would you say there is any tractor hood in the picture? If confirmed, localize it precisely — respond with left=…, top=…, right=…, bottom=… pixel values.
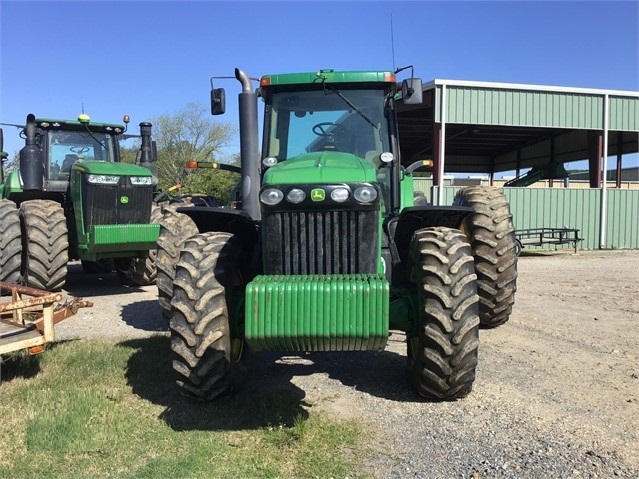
left=263, top=151, right=377, bottom=185
left=72, top=160, right=153, bottom=176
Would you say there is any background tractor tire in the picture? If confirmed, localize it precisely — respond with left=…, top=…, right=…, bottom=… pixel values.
left=407, top=227, right=480, bottom=401
left=115, top=205, right=163, bottom=286
left=19, top=199, right=69, bottom=291
left=170, top=231, right=245, bottom=400
left=156, top=204, right=198, bottom=318
left=453, top=186, right=518, bottom=328
left=0, top=199, right=22, bottom=284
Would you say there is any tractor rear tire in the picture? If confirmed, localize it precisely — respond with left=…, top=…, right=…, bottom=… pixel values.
left=0, top=199, right=22, bottom=284
left=453, top=186, right=518, bottom=328
left=115, top=205, right=162, bottom=286
left=156, top=204, right=198, bottom=318
left=170, top=232, right=246, bottom=400
left=407, top=227, right=480, bottom=400
left=19, top=200, right=69, bottom=291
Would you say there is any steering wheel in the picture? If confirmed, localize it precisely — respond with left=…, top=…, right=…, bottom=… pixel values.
left=70, top=146, right=90, bottom=159
left=312, top=122, right=347, bottom=138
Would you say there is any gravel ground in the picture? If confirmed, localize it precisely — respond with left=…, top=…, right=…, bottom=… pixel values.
left=54, top=251, right=639, bottom=478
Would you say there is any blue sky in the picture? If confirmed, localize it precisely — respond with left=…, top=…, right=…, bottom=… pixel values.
left=1, top=0, right=638, bottom=173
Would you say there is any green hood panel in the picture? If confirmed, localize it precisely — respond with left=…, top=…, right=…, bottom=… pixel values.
left=263, top=152, right=377, bottom=184
left=73, top=160, right=152, bottom=176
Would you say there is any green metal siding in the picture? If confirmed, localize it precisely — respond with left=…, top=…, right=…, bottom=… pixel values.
left=433, top=84, right=638, bottom=133
left=440, top=86, right=605, bottom=129
left=609, top=96, right=639, bottom=131
left=426, top=185, right=639, bottom=250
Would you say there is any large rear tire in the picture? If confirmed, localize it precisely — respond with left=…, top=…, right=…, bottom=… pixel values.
left=407, top=227, right=480, bottom=400
left=453, top=186, right=518, bottom=328
left=156, top=204, right=198, bottom=318
left=170, top=232, right=246, bottom=400
left=19, top=200, right=69, bottom=291
left=0, top=199, right=22, bottom=284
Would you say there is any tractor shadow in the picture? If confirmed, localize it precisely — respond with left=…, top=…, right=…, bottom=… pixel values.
left=120, top=300, right=166, bottom=333
left=63, top=262, right=148, bottom=298
left=122, top=333, right=420, bottom=431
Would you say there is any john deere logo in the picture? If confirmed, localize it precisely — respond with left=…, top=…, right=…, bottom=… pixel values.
left=310, top=188, right=325, bottom=202
left=120, top=196, right=129, bottom=204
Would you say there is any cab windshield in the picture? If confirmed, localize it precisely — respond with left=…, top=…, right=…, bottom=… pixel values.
left=265, top=88, right=390, bottom=164
left=47, top=130, right=117, bottom=180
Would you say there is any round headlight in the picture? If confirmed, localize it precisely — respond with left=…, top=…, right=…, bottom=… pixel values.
left=286, top=188, right=306, bottom=203
left=262, top=156, right=278, bottom=167
left=260, top=188, right=284, bottom=205
left=380, top=152, right=394, bottom=163
left=330, top=187, right=350, bottom=203
left=354, top=186, right=378, bottom=203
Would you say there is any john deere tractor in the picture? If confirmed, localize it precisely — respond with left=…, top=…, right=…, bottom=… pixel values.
left=0, top=114, right=161, bottom=291
left=163, top=68, right=518, bottom=401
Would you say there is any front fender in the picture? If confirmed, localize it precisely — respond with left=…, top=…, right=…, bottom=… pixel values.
left=178, top=206, right=259, bottom=253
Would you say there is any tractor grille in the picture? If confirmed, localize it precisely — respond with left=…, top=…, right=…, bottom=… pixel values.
left=82, top=178, right=153, bottom=228
left=262, top=210, right=378, bottom=275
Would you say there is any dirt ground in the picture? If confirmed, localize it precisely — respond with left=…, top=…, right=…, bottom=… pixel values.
left=53, top=249, right=639, bottom=476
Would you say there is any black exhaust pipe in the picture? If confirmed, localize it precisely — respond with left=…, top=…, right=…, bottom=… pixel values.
left=19, top=114, right=43, bottom=191
left=138, top=122, right=154, bottom=172
left=235, top=68, right=260, bottom=221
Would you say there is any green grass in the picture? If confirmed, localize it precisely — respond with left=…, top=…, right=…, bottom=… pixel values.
left=0, top=337, right=371, bottom=478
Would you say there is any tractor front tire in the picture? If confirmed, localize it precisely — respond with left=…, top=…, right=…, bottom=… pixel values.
left=0, top=199, right=22, bottom=284
left=170, top=232, right=245, bottom=400
left=156, top=204, right=198, bottom=318
left=407, top=227, right=480, bottom=400
left=453, top=186, right=518, bottom=328
left=19, top=200, right=69, bottom=291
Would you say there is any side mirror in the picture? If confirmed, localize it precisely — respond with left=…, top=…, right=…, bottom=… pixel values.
left=401, top=78, right=423, bottom=105
left=211, top=88, right=226, bottom=115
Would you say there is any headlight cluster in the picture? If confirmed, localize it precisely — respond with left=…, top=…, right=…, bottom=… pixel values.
left=130, top=176, right=153, bottom=186
left=87, top=174, right=119, bottom=185
left=260, top=185, right=378, bottom=206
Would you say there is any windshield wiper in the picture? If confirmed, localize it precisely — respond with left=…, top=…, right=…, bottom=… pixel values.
left=82, top=125, right=110, bottom=152
left=324, top=85, right=379, bottom=129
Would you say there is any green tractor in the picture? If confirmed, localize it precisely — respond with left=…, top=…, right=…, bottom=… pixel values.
left=0, top=114, right=161, bottom=291
left=163, top=68, right=518, bottom=401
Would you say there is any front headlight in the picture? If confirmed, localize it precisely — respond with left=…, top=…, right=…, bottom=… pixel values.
left=286, top=188, right=306, bottom=204
left=130, top=176, right=153, bottom=186
left=353, top=186, right=378, bottom=203
left=330, top=187, right=350, bottom=203
left=260, top=187, right=284, bottom=205
left=87, top=174, right=120, bottom=185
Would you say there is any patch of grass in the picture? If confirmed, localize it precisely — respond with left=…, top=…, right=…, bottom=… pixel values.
left=0, top=337, right=370, bottom=478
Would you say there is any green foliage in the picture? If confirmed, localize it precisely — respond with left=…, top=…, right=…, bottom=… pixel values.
left=151, top=102, right=236, bottom=201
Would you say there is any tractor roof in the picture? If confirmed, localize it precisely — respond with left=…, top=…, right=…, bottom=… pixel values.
left=260, top=69, right=397, bottom=87
left=34, top=117, right=126, bottom=133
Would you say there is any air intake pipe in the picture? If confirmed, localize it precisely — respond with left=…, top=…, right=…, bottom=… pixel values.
left=235, top=67, right=260, bottom=221
left=19, top=113, right=43, bottom=191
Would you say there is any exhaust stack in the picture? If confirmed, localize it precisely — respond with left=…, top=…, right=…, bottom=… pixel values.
left=19, top=114, right=43, bottom=191
left=235, top=68, right=260, bottom=221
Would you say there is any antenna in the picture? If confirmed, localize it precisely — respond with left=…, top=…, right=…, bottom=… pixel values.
left=390, top=13, right=396, bottom=71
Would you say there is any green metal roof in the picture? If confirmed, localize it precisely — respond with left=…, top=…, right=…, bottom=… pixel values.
left=396, top=79, right=639, bottom=173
